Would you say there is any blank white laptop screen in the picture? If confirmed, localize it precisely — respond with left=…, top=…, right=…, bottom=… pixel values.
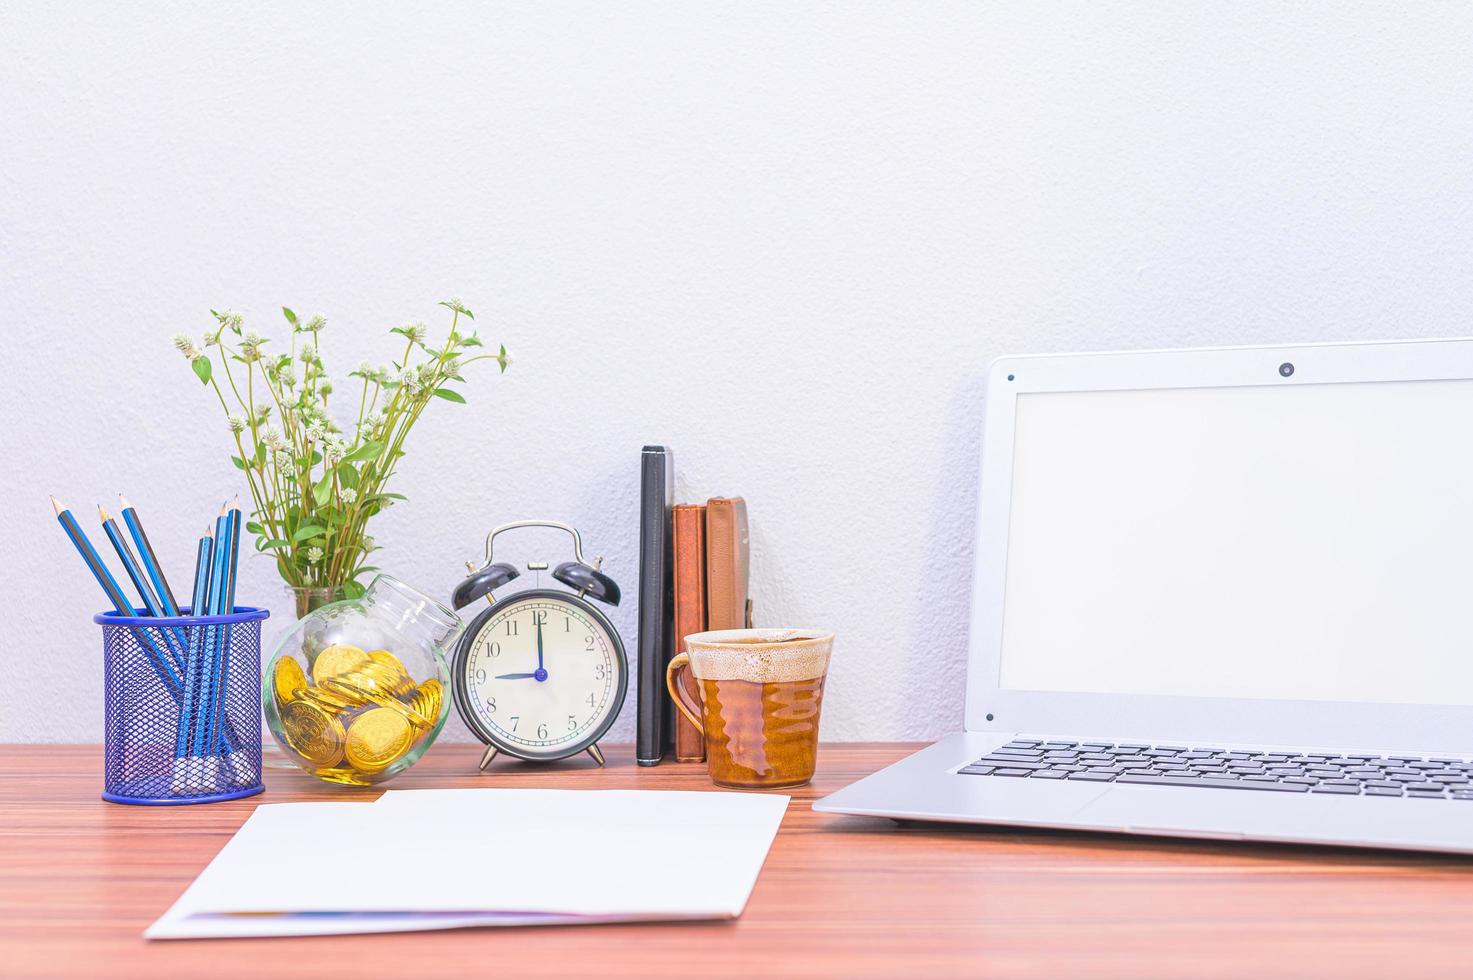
left=998, top=379, right=1473, bottom=707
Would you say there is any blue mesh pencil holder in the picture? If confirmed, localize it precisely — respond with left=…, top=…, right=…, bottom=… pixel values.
left=94, top=606, right=270, bottom=805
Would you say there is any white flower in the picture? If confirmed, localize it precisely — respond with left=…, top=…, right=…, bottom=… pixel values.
left=322, top=435, right=347, bottom=465
left=305, top=418, right=326, bottom=440
left=404, top=321, right=428, bottom=344
left=341, top=487, right=358, bottom=504
left=362, top=410, right=386, bottom=430
left=280, top=372, right=297, bottom=389
left=399, top=368, right=423, bottom=394
left=274, top=448, right=294, bottom=467
left=254, top=404, right=272, bottom=423
left=172, top=334, right=202, bottom=361
left=263, top=427, right=287, bottom=451
left=239, top=331, right=267, bottom=362
left=305, top=314, right=327, bottom=333
left=319, top=380, right=334, bottom=396
left=442, top=357, right=462, bottom=376
left=306, top=546, right=324, bottom=564
left=218, top=310, right=245, bottom=331
left=226, top=414, right=246, bottom=434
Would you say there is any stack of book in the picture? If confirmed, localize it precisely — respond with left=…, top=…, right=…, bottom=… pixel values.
left=636, top=446, right=753, bottom=766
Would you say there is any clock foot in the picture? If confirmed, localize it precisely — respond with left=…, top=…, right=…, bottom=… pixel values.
left=586, top=743, right=606, bottom=768
left=478, top=744, right=499, bottom=771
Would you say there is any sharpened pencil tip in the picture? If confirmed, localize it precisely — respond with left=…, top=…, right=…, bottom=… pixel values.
left=98, top=504, right=110, bottom=522
left=219, top=501, right=228, bottom=516
left=50, top=495, right=65, bottom=516
left=118, top=493, right=131, bottom=509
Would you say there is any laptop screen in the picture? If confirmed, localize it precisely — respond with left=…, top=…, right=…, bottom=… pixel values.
left=998, top=378, right=1473, bottom=707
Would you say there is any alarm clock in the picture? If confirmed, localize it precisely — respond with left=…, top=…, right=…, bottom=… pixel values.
left=450, top=520, right=628, bottom=770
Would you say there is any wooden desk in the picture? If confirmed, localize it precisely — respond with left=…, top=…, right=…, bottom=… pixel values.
left=2, top=743, right=1471, bottom=978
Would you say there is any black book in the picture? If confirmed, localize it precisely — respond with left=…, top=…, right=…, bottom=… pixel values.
left=635, top=445, right=674, bottom=766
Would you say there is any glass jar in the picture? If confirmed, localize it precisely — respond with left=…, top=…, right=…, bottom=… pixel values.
left=263, top=574, right=463, bottom=786
left=287, top=585, right=345, bottom=619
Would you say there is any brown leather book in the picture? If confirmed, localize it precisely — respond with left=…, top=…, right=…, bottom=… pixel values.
left=671, top=504, right=708, bottom=762
left=705, top=497, right=750, bottom=632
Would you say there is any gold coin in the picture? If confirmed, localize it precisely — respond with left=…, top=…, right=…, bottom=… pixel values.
left=363, top=658, right=416, bottom=697
left=272, top=656, right=307, bottom=708
left=301, top=683, right=359, bottom=711
left=413, top=679, right=443, bottom=723
left=367, top=649, right=409, bottom=675
left=281, top=699, right=346, bottom=768
left=344, top=707, right=414, bottom=772
left=324, top=676, right=433, bottom=728
left=313, top=643, right=368, bottom=685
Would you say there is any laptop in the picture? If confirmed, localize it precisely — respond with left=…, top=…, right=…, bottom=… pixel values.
left=816, top=339, right=1473, bottom=854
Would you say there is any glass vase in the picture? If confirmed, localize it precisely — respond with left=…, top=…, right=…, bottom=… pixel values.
left=263, top=575, right=463, bottom=786
left=288, top=585, right=345, bottom=619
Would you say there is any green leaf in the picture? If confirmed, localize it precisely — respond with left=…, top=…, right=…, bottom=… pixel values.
left=245, top=521, right=264, bottom=535
left=432, top=387, right=466, bottom=404
left=341, top=579, right=367, bottom=600
left=292, top=524, right=327, bottom=542
left=254, top=442, right=267, bottom=464
left=497, top=344, right=509, bottom=374
left=258, top=538, right=290, bottom=552
left=230, top=455, right=246, bottom=470
left=343, top=441, right=382, bottom=464
left=192, top=356, right=212, bottom=384
left=462, top=334, right=483, bottom=347
left=282, top=307, right=298, bottom=327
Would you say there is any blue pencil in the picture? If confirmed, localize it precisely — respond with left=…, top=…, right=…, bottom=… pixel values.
left=51, top=496, right=183, bottom=692
left=192, top=503, right=232, bottom=758
left=174, top=529, right=214, bottom=761
left=203, top=500, right=242, bottom=758
left=99, top=505, right=188, bottom=664
left=119, top=494, right=182, bottom=616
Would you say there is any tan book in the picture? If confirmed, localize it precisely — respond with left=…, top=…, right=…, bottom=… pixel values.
left=671, top=504, right=708, bottom=762
left=705, top=497, right=750, bottom=632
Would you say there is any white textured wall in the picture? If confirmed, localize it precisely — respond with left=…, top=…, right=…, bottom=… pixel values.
left=5, top=3, right=1473, bottom=744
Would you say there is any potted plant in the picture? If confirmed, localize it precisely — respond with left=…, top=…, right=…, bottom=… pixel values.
left=172, top=299, right=508, bottom=617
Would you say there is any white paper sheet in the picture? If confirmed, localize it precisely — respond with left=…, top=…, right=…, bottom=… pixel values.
left=146, top=790, right=789, bottom=939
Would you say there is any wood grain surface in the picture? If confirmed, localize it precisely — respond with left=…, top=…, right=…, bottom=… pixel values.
left=3, top=742, right=1472, bottom=979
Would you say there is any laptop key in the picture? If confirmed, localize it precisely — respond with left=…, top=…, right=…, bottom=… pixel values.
left=1450, top=790, right=1473, bottom=800
left=1117, top=773, right=1308, bottom=792
left=1364, top=787, right=1403, bottom=796
left=958, top=765, right=997, bottom=775
left=1068, top=771, right=1118, bottom=781
left=1032, top=770, right=1070, bottom=779
left=993, top=768, right=1035, bottom=777
left=977, top=758, right=1049, bottom=769
left=1311, top=785, right=1360, bottom=795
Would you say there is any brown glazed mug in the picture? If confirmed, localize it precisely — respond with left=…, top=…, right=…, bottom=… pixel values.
left=666, top=629, right=834, bottom=789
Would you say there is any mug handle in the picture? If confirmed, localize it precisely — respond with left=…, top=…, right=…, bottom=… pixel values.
left=665, top=652, right=704, bottom=731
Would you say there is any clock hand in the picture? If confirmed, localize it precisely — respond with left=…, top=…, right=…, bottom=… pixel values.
left=495, top=672, right=537, bottom=680
left=536, top=617, right=545, bottom=674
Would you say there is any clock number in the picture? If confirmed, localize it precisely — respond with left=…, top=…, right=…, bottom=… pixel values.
left=568, top=715, right=577, bottom=731
left=505, top=620, right=519, bottom=637
left=595, top=663, right=607, bottom=681
left=565, top=617, right=572, bottom=632
left=510, top=716, right=519, bottom=731
left=531, top=610, right=548, bottom=626
left=586, top=693, right=595, bottom=708
left=475, top=668, right=486, bottom=684
left=585, top=635, right=595, bottom=651
left=486, top=696, right=497, bottom=713
left=489, top=641, right=501, bottom=658
left=537, top=723, right=549, bottom=740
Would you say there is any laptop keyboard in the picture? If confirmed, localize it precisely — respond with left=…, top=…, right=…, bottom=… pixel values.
left=960, top=738, right=1473, bottom=800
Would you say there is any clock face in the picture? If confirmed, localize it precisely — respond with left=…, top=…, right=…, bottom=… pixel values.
left=455, top=591, right=625, bottom=759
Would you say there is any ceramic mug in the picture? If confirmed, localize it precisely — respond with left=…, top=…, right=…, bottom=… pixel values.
left=666, top=629, right=834, bottom=789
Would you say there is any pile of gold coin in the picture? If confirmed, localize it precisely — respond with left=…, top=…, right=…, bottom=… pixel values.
left=272, top=644, right=444, bottom=785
